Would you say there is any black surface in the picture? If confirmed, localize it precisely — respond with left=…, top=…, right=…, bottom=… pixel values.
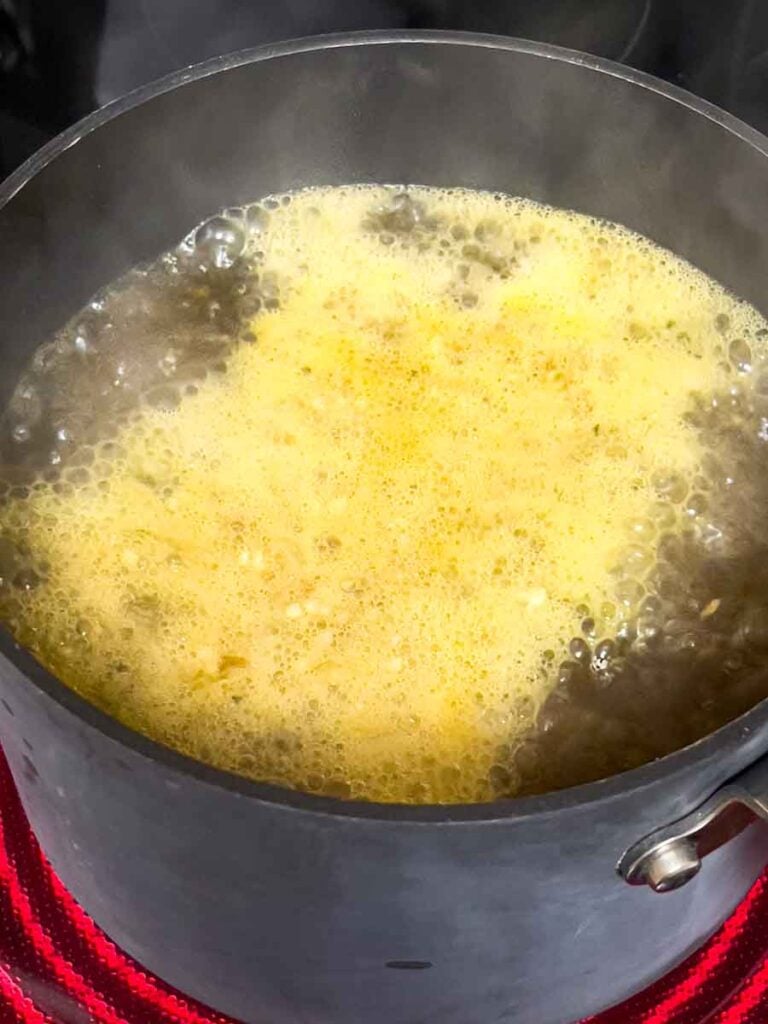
left=3, top=0, right=768, bottom=178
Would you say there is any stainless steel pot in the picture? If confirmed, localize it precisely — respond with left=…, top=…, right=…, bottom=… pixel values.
left=0, top=31, right=767, bottom=1024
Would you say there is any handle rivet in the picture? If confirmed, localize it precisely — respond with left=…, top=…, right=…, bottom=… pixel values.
left=641, top=839, right=701, bottom=892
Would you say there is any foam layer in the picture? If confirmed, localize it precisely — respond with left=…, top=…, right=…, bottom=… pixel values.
left=1, top=185, right=764, bottom=803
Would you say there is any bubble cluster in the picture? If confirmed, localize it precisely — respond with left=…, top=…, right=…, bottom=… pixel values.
left=0, top=208, right=267, bottom=485
left=1, top=184, right=767, bottom=804
left=515, top=328, right=768, bottom=797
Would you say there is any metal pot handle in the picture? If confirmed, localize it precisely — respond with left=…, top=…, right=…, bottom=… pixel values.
left=618, top=754, right=768, bottom=892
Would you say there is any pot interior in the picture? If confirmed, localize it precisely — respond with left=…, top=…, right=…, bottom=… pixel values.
left=2, top=35, right=768, bottom=804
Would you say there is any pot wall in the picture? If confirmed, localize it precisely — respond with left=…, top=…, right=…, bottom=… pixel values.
left=1, top=35, right=768, bottom=1024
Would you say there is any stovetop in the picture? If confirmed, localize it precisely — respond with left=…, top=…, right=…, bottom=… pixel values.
left=0, top=745, right=766, bottom=1024
left=1, top=2, right=768, bottom=1021
left=3, top=0, right=768, bottom=178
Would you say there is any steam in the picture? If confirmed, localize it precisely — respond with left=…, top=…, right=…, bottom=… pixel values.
left=94, top=0, right=408, bottom=105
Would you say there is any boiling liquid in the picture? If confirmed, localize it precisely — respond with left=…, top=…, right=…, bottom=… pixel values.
left=1, top=185, right=768, bottom=803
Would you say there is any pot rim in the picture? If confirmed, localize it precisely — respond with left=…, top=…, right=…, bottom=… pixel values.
left=2, top=28, right=768, bottom=824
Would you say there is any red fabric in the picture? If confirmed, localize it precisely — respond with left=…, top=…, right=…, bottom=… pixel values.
left=0, top=749, right=765, bottom=1024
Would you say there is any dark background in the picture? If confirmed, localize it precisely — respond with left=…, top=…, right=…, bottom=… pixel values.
left=1, top=0, right=768, bottom=179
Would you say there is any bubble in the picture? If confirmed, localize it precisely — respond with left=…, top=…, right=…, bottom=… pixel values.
left=158, top=351, right=178, bottom=378
left=568, top=637, right=590, bottom=661
left=65, top=467, right=90, bottom=486
left=729, top=338, right=753, bottom=374
left=8, top=380, right=42, bottom=427
left=639, top=594, right=663, bottom=617
left=619, top=544, right=653, bottom=576
left=556, top=659, right=580, bottom=686
left=145, top=386, right=181, bottom=412
left=615, top=577, right=644, bottom=607
left=366, top=192, right=424, bottom=235
left=489, top=762, right=512, bottom=791
left=697, top=520, right=725, bottom=551
left=652, top=470, right=687, bottom=503
left=12, top=568, right=41, bottom=592
left=112, top=362, right=128, bottom=389
left=194, top=216, right=246, bottom=269
left=591, top=639, right=615, bottom=673
left=685, top=492, right=708, bottom=518
left=628, top=518, right=655, bottom=541
left=11, top=424, right=31, bottom=444
left=72, top=328, right=95, bottom=358
left=636, top=615, right=661, bottom=644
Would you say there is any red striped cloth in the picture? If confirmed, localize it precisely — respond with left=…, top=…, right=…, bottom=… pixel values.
left=0, top=748, right=765, bottom=1024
